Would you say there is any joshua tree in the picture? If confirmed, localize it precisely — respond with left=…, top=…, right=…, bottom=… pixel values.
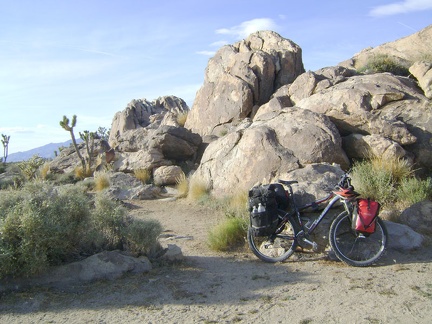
left=1, top=134, right=10, bottom=163
left=59, top=115, right=86, bottom=171
left=97, top=127, right=110, bottom=141
left=79, top=130, right=96, bottom=170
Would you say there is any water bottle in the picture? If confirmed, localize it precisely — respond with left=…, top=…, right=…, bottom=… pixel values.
left=258, top=203, right=266, bottom=213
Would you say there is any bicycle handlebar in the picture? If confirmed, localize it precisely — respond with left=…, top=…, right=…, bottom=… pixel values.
left=336, top=172, right=353, bottom=190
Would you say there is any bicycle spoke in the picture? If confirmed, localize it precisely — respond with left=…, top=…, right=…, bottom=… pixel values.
left=330, top=212, right=387, bottom=267
left=247, top=219, right=297, bottom=263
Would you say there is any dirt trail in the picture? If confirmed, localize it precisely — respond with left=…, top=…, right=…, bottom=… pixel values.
left=1, top=198, right=432, bottom=323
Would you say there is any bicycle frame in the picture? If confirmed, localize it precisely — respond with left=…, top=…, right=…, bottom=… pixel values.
left=275, top=190, right=354, bottom=238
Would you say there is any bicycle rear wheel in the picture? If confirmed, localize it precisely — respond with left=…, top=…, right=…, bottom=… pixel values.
left=247, top=218, right=297, bottom=263
left=329, top=212, right=388, bottom=267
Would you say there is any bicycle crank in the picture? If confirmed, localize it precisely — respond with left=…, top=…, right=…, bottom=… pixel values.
left=296, top=231, right=319, bottom=251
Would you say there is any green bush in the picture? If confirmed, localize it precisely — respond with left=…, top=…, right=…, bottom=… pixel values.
left=396, top=177, right=432, bottom=209
left=351, top=160, right=396, bottom=205
left=358, top=54, right=410, bottom=76
left=207, top=217, right=247, bottom=251
left=125, top=219, right=163, bottom=255
left=0, top=182, right=162, bottom=278
left=351, top=156, right=432, bottom=210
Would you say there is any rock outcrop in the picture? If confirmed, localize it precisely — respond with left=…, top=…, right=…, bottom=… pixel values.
left=109, top=95, right=189, bottom=146
left=410, top=61, right=432, bottom=99
left=185, top=30, right=305, bottom=136
left=192, top=108, right=349, bottom=196
left=50, top=26, right=432, bottom=202
left=50, top=95, right=201, bottom=179
left=339, top=24, right=432, bottom=71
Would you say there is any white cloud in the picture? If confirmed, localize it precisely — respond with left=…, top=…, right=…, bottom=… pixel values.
left=216, top=18, right=277, bottom=39
left=369, top=0, right=432, bottom=17
left=196, top=50, right=216, bottom=56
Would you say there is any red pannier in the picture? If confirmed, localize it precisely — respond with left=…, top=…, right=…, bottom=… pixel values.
left=352, top=198, right=380, bottom=234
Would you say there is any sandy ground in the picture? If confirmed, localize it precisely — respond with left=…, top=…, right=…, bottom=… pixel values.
left=1, top=198, right=432, bottom=324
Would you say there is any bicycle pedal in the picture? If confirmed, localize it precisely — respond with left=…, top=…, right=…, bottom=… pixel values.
left=301, top=237, right=318, bottom=251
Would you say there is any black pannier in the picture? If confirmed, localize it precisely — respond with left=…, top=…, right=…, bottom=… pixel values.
left=248, top=184, right=287, bottom=236
left=272, top=183, right=290, bottom=210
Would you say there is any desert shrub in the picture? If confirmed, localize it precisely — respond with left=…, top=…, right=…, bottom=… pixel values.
left=18, top=155, right=45, bottom=180
left=51, top=172, right=79, bottom=185
left=177, top=111, right=188, bottom=127
left=207, top=217, right=247, bottom=251
left=134, top=168, right=151, bottom=184
left=90, top=193, right=129, bottom=250
left=396, top=177, right=432, bottom=209
left=124, top=218, right=163, bottom=255
left=370, top=156, right=412, bottom=183
left=358, top=54, right=410, bottom=76
left=351, top=159, right=399, bottom=206
left=0, top=183, right=91, bottom=277
left=0, top=184, right=162, bottom=278
left=350, top=155, right=429, bottom=210
left=94, top=171, right=110, bottom=191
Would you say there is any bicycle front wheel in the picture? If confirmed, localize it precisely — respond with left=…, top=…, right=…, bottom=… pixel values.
left=329, top=212, right=388, bottom=267
left=247, top=218, right=297, bottom=263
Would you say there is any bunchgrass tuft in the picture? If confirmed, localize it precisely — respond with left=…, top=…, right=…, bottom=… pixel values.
left=187, top=176, right=210, bottom=202
left=134, top=168, right=151, bottom=184
left=175, top=173, right=189, bottom=198
left=206, top=191, right=249, bottom=251
left=75, top=166, right=93, bottom=179
left=40, top=162, right=50, bottom=180
left=207, top=217, right=247, bottom=251
left=177, top=111, right=188, bottom=127
left=94, top=171, right=110, bottom=191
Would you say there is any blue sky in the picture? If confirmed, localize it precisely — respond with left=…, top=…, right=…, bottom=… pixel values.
left=1, top=0, right=431, bottom=154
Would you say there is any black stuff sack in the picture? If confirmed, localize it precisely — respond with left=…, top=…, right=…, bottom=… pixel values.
left=248, top=184, right=279, bottom=236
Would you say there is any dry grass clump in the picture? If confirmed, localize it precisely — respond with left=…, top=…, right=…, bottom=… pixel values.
left=187, top=176, right=210, bottom=201
left=175, top=173, right=189, bottom=198
left=75, top=166, right=93, bottom=179
left=40, top=162, right=51, bottom=180
left=176, top=111, right=188, bottom=127
left=94, top=171, right=110, bottom=191
left=134, top=168, right=151, bottom=184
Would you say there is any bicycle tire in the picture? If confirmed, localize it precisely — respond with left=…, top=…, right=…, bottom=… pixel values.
left=247, top=218, right=297, bottom=263
left=329, top=211, right=388, bottom=267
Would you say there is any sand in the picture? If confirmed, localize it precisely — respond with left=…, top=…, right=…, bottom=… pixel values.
left=1, top=198, right=431, bottom=323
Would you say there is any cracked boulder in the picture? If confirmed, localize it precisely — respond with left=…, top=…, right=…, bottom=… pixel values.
left=192, top=107, right=349, bottom=197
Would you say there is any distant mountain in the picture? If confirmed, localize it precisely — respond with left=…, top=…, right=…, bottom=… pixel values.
left=7, top=140, right=82, bottom=162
